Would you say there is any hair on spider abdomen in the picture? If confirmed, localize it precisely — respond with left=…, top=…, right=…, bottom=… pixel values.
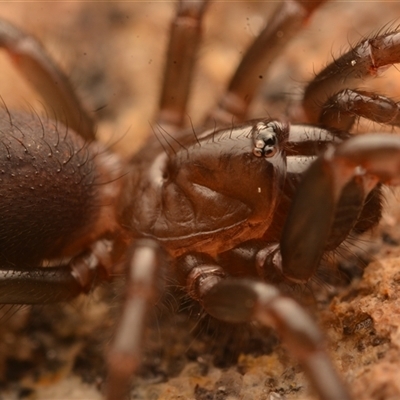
left=0, top=109, right=101, bottom=266
left=0, top=109, right=122, bottom=266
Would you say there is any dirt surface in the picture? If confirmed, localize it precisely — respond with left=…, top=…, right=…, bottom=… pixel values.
left=1, top=2, right=400, bottom=400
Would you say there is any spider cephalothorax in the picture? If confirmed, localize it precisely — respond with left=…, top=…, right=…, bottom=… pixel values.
left=1, top=2, right=400, bottom=400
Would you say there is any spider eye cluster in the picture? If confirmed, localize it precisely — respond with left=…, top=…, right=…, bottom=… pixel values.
left=252, top=122, right=279, bottom=158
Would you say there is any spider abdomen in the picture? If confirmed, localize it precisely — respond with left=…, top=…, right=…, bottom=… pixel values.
left=0, top=110, right=102, bottom=265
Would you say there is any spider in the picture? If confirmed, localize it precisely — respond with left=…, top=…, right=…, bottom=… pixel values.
left=1, top=2, right=400, bottom=398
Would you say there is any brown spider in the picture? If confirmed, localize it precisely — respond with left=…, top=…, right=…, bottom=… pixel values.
left=1, top=2, right=396, bottom=398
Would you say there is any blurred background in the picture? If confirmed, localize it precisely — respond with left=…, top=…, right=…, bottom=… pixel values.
left=0, top=2, right=400, bottom=399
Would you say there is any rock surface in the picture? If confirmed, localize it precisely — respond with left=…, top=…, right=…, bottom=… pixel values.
left=0, top=2, right=400, bottom=400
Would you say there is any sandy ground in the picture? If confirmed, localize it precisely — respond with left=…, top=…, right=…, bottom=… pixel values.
left=0, top=1, right=400, bottom=400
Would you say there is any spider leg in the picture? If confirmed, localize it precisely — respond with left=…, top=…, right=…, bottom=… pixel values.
left=0, top=19, right=95, bottom=140
left=276, top=134, right=400, bottom=283
left=158, top=0, right=329, bottom=133
left=157, top=0, right=210, bottom=134
left=205, top=0, right=329, bottom=126
left=318, top=89, right=400, bottom=131
left=176, top=253, right=350, bottom=400
left=0, top=265, right=88, bottom=303
left=303, top=30, right=400, bottom=124
left=0, top=240, right=111, bottom=304
left=106, top=239, right=166, bottom=400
